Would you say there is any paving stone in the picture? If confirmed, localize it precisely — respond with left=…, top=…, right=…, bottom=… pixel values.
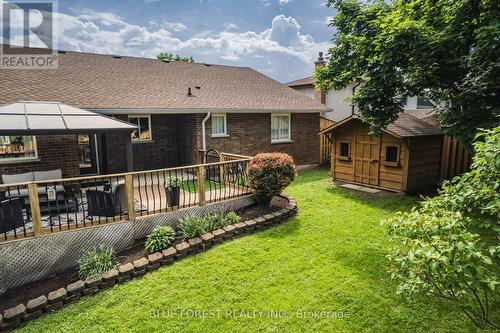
left=147, top=252, right=163, bottom=270
left=234, top=222, right=247, bottom=234
left=64, top=294, right=80, bottom=304
left=3, top=304, right=25, bottom=322
left=118, top=263, right=134, bottom=276
left=47, top=288, right=67, bottom=304
left=263, top=214, right=275, bottom=221
left=161, top=247, right=177, bottom=264
left=46, top=301, right=63, bottom=311
left=133, top=258, right=149, bottom=276
left=212, top=229, right=225, bottom=241
left=84, top=276, right=102, bottom=290
left=188, top=237, right=202, bottom=252
left=201, top=232, right=214, bottom=244
left=66, top=280, right=85, bottom=295
left=244, top=219, right=257, bottom=231
left=102, top=269, right=119, bottom=282
left=23, top=309, right=43, bottom=322
left=26, top=295, right=47, bottom=313
left=175, top=241, right=190, bottom=253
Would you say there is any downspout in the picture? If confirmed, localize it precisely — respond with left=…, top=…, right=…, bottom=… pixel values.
left=201, top=112, right=211, bottom=163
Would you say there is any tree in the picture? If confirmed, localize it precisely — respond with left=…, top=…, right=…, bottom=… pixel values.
left=157, top=52, right=194, bottom=63
left=316, top=0, right=500, bottom=143
left=384, top=125, right=500, bottom=329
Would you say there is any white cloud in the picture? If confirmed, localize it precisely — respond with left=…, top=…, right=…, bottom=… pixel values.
left=222, top=22, right=239, bottom=31
left=38, top=9, right=327, bottom=81
left=279, top=0, right=292, bottom=4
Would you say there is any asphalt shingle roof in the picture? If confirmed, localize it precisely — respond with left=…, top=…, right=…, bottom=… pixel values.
left=285, top=76, right=315, bottom=87
left=0, top=46, right=328, bottom=113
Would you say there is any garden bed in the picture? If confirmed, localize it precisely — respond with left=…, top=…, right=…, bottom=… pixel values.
left=0, top=196, right=291, bottom=316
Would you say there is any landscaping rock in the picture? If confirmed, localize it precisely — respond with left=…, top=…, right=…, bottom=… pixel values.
left=212, top=229, right=225, bottom=243
left=263, top=214, right=275, bottom=226
left=161, top=247, right=177, bottom=264
left=3, top=304, right=25, bottom=322
left=234, top=222, right=247, bottom=235
left=147, top=252, right=163, bottom=270
left=188, top=237, right=202, bottom=253
left=201, top=232, right=214, bottom=246
left=244, top=219, right=257, bottom=231
left=23, top=309, right=43, bottom=322
left=254, top=217, right=266, bottom=229
left=67, top=280, right=85, bottom=295
left=118, top=263, right=134, bottom=282
left=48, top=288, right=67, bottom=304
left=102, top=269, right=119, bottom=288
left=133, top=257, right=149, bottom=277
left=83, top=276, right=101, bottom=295
left=175, top=241, right=190, bottom=258
left=223, top=225, right=236, bottom=239
left=26, top=295, right=47, bottom=313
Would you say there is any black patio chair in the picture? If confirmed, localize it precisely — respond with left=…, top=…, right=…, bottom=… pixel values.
left=0, top=198, right=25, bottom=233
left=86, top=183, right=128, bottom=218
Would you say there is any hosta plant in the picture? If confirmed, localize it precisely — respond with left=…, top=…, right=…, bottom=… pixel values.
left=145, top=225, right=176, bottom=253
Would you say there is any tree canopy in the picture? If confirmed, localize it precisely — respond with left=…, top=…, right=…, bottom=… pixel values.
left=316, top=0, right=500, bottom=143
left=157, top=52, right=194, bottom=63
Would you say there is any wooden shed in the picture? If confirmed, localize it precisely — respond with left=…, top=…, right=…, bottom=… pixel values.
left=320, top=114, right=443, bottom=192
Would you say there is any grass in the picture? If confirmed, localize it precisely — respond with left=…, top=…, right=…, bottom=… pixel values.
left=180, top=179, right=225, bottom=193
left=19, top=169, right=479, bottom=332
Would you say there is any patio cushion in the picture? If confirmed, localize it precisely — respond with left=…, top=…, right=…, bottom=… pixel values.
left=2, top=172, right=34, bottom=184
left=33, top=169, right=62, bottom=181
left=4, top=185, right=65, bottom=198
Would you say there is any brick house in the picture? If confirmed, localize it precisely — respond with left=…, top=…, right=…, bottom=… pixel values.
left=0, top=47, right=328, bottom=180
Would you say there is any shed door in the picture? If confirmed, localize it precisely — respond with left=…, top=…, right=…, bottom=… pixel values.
left=354, top=135, right=380, bottom=186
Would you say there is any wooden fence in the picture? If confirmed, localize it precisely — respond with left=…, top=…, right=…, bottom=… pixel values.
left=440, top=136, right=472, bottom=180
left=319, top=117, right=335, bottom=165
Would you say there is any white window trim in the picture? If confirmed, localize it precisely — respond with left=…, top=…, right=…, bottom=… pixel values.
left=128, top=114, right=153, bottom=142
left=0, top=136, right=39, bottom=164
left=271, top=113, right=292, bottom=143
left=211, top=113, right=228, bottom=138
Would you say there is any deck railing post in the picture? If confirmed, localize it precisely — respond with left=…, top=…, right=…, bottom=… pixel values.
left=197, top=165, right=206, bottom=206
left=219, top=155, right=226, bottom=184
left=28, top=183, right=43, bottom=237
left=125, top=174, right=136, bottom=221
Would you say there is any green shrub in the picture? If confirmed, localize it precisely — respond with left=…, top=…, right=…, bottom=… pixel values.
left=165, top=176, right=182, bottom=189
left=226, top=211, right=241, bottom=224
left=179, top=215, right=206, bottom=239
left=145, top=226, right=176, bottom=253
left=384, top=125, right=500, bottom=329
left=247, top=153, right=296, bottom=206
left=78, top=245, right=118, bottom=280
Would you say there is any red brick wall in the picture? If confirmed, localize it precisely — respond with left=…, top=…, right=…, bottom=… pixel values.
left=181, top=113, right=320, bottom=165
left=0, top=135, right=80, bottom=183
left=103, top=114, right=178, bottom=173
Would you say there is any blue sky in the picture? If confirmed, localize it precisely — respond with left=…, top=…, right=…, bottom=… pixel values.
left=2, top=0, right=336, bottom=82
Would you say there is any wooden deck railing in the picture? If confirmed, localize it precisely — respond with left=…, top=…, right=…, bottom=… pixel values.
left=0, top=154, right=252, bottom=243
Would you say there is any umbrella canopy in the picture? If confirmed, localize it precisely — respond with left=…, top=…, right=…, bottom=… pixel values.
left=0, top=101, right=137, bottom=135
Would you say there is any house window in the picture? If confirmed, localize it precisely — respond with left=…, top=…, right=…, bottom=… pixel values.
left=128, top=115, right=152, bottom=142
left=211, top=114, right=227, bottom=137
left=271, top=114, right=291, bottom=142
left=339, top=142, right=350, bottom=157
left=0, top=136, right=38, bottom=162
left=385, top=146, right=400, bottom=163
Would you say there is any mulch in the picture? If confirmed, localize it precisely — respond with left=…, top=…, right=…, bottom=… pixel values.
left=0, top=197, right=288, bottom=312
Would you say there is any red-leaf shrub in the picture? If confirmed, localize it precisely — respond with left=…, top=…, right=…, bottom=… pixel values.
left=246, top=153, right=296, bottom=206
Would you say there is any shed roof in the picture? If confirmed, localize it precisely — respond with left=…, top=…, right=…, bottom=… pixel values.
left=319, top=113, right=442, bottom=138
left=0, top=46, right=329, bottom=113
left=0, top=101, right=137, bottom=135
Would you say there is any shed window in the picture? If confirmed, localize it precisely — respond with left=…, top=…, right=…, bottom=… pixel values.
left=339, top=142, right=350, bottom=157
left=129, top=115, right=152, bottom=142
left=0, top=136, right=38, bottom=162
left=385, top=146, right=399, bottom=162
left=211, top=114, right=227, bottom=137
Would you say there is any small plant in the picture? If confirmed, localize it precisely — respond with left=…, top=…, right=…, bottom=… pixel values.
left=204, top=211, right=241, bottom=230
left=78, top=245, right=118, bottom=280
left=247, top=153, right=296, bottom=206
left=179, top=215, right=206, bottom=239
left=145, top=225, right=176, bottom=253
left=165, top=176, right=182, bottom=189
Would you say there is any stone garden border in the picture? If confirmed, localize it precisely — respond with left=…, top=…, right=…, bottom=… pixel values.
left=0, top=195, right=298, bottom=331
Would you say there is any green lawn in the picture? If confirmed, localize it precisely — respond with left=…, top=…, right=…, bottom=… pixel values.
left=180, top=179, right=224, bottom=193
left=19, top=170, right=478, bottom=332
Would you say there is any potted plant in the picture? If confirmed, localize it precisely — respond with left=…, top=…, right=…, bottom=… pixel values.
left=165, top=176, right=182, bottom=207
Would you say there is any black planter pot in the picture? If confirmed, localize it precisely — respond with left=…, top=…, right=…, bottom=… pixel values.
left=166, top=186, right=180, bottom=207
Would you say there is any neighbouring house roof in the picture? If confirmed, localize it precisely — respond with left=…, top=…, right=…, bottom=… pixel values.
left=286, top=76, right=315, bottom=88
left=0, top=46, right=329, bottom=114
left=319, top=113, right=442, bottom=138
left=0, top=101, right=137, bottom=135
